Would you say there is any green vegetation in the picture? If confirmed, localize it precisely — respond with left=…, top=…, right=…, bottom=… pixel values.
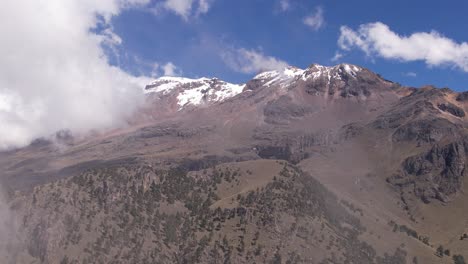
left=453, top=255, right=466, bottom=264
left=388, top=221, right=430, bottom=246
left=15, top=161, right=407, bottom=263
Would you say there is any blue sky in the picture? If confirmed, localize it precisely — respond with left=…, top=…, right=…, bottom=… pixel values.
left=107, top=0, right=468, bottom=90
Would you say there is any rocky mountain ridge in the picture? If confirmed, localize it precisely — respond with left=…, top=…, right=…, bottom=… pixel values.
left=2, top=63, right=468, bottom=264
left=143, top=63, right=395, bottom=112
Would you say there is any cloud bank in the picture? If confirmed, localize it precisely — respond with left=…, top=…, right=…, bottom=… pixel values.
left=0, top=0, right=153, bottom=150
left=221, top=48, right=289, bottom=74
left=338, top=22, right=468, bottom=71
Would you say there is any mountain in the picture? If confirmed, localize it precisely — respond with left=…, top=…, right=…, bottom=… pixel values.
left=1, top=63, right=468, bottom=264
left=143, top=76, right=244, bottom=114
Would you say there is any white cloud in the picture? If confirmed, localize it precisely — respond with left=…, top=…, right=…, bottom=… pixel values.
left=279, top=0, right=291, bottom=12
left=221, top=48, right=289, bottom=74
left=331, top=51, right=344, bottom=62
left=163, top=62, right=178, bottom=76
left=0, top=0, right=153, bottom=150
left=161, top=62, right=182, bottom=76
left=150, top=62, right=182, bottom=77
left=197, top=0, right=214, bottom=15
left=404, top=72, right=417, bottom=77
left=164, top=0, right=194, bottom=19
left=162, top=0, right=214, bottom=20
left=303, top=7, right=325, bottom=31
left=338, top=22, right=468, bottom=72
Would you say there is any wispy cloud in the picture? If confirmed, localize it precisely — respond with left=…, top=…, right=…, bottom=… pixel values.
left=162, top=62, right=180, bottom=76
left=404, top=72, right=417, bottom=77
left=303, top=7, right=325, bottom=31
left=221, top=48, right=289, bottom=74
left=163, top=0, right=194, bottom=19
left=338, top=22, right=468, bottom=72
left=279, top=0, right=291, bottom=12
left=152, top=62, right=182, bottom=77
left=161, top=0, right=215, bottom=20
left=197, top=0, right=215, bottom=15
left=331, top=51, right=344, bottom=62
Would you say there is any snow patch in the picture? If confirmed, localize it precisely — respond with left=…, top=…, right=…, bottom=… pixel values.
left=253, top=67, right=306, bottom=87
left=177, top=86, right=208, bottom=107
left=145, top=76, right=245, bottom=110
left=342, top=64, right=361, bottom=78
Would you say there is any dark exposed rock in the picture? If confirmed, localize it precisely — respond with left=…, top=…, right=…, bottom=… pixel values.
left=129, top=125, right=215, bottom=140
left=371, top=86, right=463, bottom=145
left=456, top=91, right=468, bottom=102
left=389, top=139, right=468, bottom=202
left=392, top=118, right=460, bottom=143
left=28, top=222, right=48, bottom=262
left=339, top=123, right=364, bottom=140
left=29, top=138, right=52, bottom=147
left=244, top=78, right=265, bottom=92
left=55, top=129, right=74, bottom=142
left=338, top=72, right=373, bottom=98
left=438, top=103, right=465, bottom=117
left=304, top=77, right=328, bottom=96
left=256, top=145, right=292, bottom=161
left=254, top=129, right=335, bottom=163
left=176, top=155, right=235, bottom=171
left=372, top=101, right=438, bottom=130
left=133, top=126, right=176, bottom=139
left=303, top=64, right=394, bottom=99
left=263, top=96, right=314, bottom=124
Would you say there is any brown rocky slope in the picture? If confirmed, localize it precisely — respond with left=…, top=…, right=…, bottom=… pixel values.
left=1, top=63, right=468, bottom=263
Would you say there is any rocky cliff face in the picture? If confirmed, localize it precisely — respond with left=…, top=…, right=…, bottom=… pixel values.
left=389, top=139, right=467, bottom=203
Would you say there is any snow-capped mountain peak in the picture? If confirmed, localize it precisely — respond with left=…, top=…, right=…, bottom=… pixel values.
left=252, top=66, right=308, bottom=87
left=143, top=63, right=370, bottom=111
left=305, top=63, right=363, bottom=80
left=251, top=63, right=364, bottom=88
left=145, top=76, right=245, bottom=110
